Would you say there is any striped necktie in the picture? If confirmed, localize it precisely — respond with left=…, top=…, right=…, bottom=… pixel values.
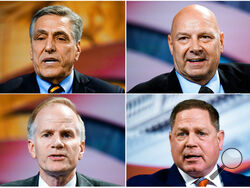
left=48, top=84, right=64, bottom=93
left=195, top=177, right=209, bottom=187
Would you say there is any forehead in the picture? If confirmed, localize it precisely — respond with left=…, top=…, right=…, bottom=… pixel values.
left=35, top=103, right=78, bottom=131
left=172, top=9, right=219, bottom=35
left=174, top=108, right=213, bottom=129
left=34, top=14, right=72, bottom=33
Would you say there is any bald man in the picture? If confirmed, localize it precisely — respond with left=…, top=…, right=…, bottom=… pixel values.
left=129, top=4, right=250, bottom=93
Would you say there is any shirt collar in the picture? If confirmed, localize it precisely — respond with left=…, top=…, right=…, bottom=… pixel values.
left=176, top=70, right=224, bottom=93
left=177, top=165, right=224, bottom=187
left=38, top=173, right=77, bottom=187
left=36, top=71, right=74, bottom=93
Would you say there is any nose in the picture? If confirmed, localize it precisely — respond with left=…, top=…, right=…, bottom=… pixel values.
left=189, top=38, right=203, bottom=55
left=51, top=135, right=64, bottom=149
left=45, top=37, right=56, bottom=54
left=185, top=133, right=197, bottom=148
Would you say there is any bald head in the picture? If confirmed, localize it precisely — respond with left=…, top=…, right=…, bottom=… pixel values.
left=171, top=4, right=221, bottom=35
left=168, top=4, right=224, bottom=86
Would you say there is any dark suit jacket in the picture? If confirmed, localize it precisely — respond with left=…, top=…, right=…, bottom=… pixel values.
left=129, top=63, right=250, bottom=93
left=1, top=172, right=117, bottom=186
left=0, top=69, right=124, bottom=93
left=127, top=164, right=250, bottom=186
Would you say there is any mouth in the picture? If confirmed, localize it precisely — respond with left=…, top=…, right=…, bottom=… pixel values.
left=186, top=58, right=206, bottom=63
left=184, top=154, right=202, bottom=161
left=49, top=154, right=66, bottom=161
left=42, top=58, right=59, bottom=64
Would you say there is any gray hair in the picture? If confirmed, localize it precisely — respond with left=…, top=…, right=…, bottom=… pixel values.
left=27, top=97, right=85, bottom=142
left=29, top=5, right=83, bottom=43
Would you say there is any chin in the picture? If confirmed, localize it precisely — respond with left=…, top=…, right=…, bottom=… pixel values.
left=184, top=165, right=208, bottom=178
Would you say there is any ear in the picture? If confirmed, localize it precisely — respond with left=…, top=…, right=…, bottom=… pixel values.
left=219, top=32, right=224, bottom=54
left=169, top=131, right=172, bottom=143
left=217, top=130, right=224, bottom=151
left=74, top=41, right=81, bottom=62
left=168, top=34, right=174, bottom=55
left=30, top=46, right=33, bottom=61
left=28, top=139, right=37, bottom=159
left=78, top=141, right=85, bottom=160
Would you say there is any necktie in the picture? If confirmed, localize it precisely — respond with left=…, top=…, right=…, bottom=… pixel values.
left=195, top=177, right=209, bottom=187
left=48, top=84, right=64, bottom=93
left=199, top=86, right=214, bottom=93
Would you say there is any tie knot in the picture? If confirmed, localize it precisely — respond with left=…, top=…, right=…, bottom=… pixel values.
left=48, top=84, right=64, bottom=93
left=195, top=177, right=209, bottom=187
left=199, top=86, right=214, bottom=93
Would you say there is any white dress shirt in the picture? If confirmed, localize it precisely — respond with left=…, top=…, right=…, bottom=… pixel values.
left=176, top=70, right=224, bottom=93
left=38, top=173, right=77, bottom=187
left=178, top=165, right=224, bottom=187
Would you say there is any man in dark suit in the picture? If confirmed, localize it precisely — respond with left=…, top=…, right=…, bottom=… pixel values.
left=127, top=99, right=250, bottom=186
left=129, top=4, right=250, bottom=93
left=0, top=5, right=123, bottom=93
left=1, top=97, right=116, bottom=186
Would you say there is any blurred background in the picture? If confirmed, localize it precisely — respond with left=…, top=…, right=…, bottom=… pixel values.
left=127, top=94, right=250, bottom=180
left=0, top=94, right=125, bottom=185
left=0, top=1, right=125, bottom=89
left=127, top=1, right=250, bottom=90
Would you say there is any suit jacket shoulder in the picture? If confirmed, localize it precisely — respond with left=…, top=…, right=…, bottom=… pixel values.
left=1, top=172, right=117, bottom=186
left=220, top=169, right=250, bottom=186
left=1, top=174, right=39, bottom=186
left=128, top=69, right=182, bottom=93
left=0, top=70, right=124, bottom=93
left=219, top=63, right=250, bottom=93
left=0, top=72, right=40, bottom=93
left=127, top=164, right=250, bottom=186
left=127, top=164, right=185, bottom=186
left=76, top=172, right=117, bottom=186
left=72, top=70, right=124, bottom=93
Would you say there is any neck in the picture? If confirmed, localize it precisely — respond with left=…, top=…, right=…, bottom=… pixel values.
left=39, top=168, right=76, bottom=186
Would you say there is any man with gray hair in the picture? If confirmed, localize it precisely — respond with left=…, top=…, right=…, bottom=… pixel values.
left=2, top=97, right=115, bottom=186
left=0, top=5, right=124, bottom=93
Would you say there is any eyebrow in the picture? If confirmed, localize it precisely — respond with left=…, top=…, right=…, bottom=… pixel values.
left=33, top=30, right=70, bottom=39
left=33, top=29, right=48, bottom=38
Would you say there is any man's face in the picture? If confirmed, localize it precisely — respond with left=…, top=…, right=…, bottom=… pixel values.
left=168, top=7, right=224, bottom=85
left=28, top=103, right=84, bottom=176
left=30, top=15, right=81, bottom=84
left=169, top=108, right=224, bottom=178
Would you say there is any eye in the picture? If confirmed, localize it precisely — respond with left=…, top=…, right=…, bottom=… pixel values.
left=200, top=35, right=213, bottom=42
left=62, top=132, right=72, bottom=138
left=178, top=36, right=188, bottom=41
left=57, top=36, right=66, bottom=41
left=177, top=132, right=186, bottom=137
left=42, top=132, right=52, bottom=138
left=198, top=131, right=207, bottom=136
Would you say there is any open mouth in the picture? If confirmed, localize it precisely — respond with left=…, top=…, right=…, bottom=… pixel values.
left=184, top=155, right=201, bottom=159
left=187, top=58, right=206, bottom=63
left=184, top=154, right=202, bottom=162
left=43, top=58, right=59, bottom=64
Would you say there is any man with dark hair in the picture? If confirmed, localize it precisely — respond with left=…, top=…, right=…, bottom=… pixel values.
left=127, top=99, right=250, bottom=186
left=2, top=97, right=116, bottom=186
left=129, top=4, right=250, bottom=93
left=0, top=5, right=124, bottom=93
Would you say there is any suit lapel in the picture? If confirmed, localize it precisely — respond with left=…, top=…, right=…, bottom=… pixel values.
left=165, top=164, right=186, bottom=186
left=161, top=69, right=182, bottom=93
left=20, top=72, right=40, bottom=93
left=76, top=172, right=94, bottom=186
left=72, top=69, right=92, bottom=93
left=218, top=63, right=248, bottom=93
